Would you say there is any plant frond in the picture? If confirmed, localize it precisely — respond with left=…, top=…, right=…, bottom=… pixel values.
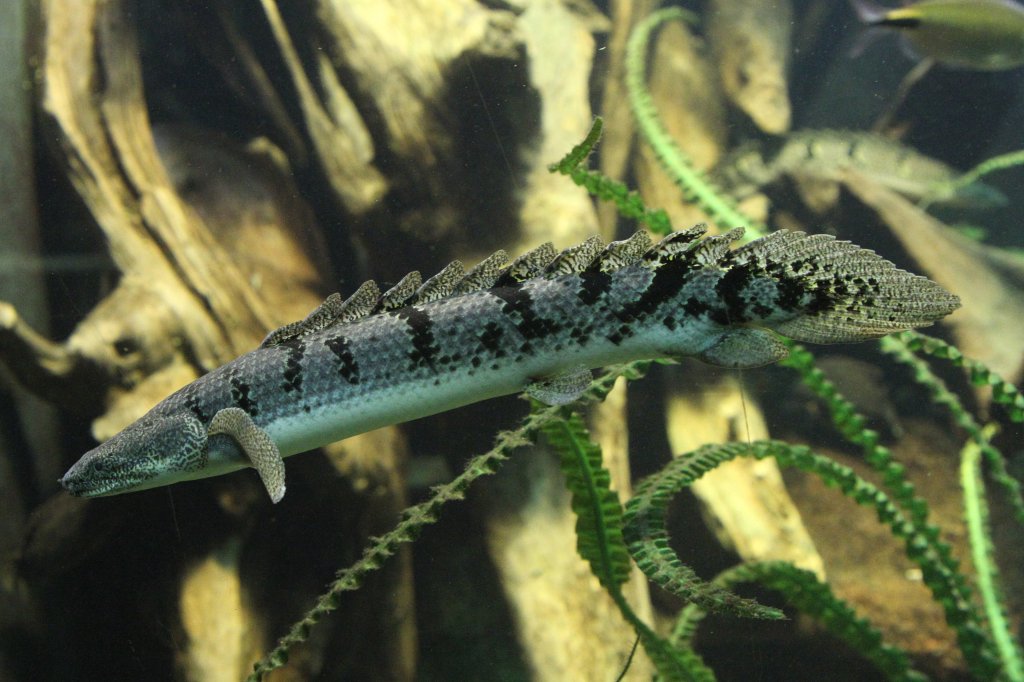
left=625, top=8, right=767, bottom=240
left=540, top=409, right=631, bottom=589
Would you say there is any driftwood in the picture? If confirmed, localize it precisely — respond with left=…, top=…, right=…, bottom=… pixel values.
left=0, top=0, right=61, bottom=552
left=0, top=0, right=666, bottom=679
left=3, top=1, right=413, bottom=679
left=840, top=170, right=1024, bottom=389
left=633, top=16, right=728, bottom=229
left=706, top=0, right=793, bottom=134
left=664, top=371, right=825, bottom=578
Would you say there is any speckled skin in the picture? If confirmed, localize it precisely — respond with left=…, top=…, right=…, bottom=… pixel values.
left=60, top=228, right=959, bottom=499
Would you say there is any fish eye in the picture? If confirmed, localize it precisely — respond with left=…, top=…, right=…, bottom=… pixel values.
left=113, top=337, right=140, bottom=357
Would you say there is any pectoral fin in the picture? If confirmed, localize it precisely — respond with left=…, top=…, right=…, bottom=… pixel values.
left=697, top=328, right=789, bottom=369
left=526, top=367, right=593, bottom=406
left=208, top=407, right=286, bottom=503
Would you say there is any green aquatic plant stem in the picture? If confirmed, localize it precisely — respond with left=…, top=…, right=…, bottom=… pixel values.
left=888, top=331, right=1024, bottom=526
left=625, top=439, right=1001, bottom=679
left=549, top=117, right=675, bottom=235
left=922, top=149, right=1024, bottom=209
left=541, top=407, right=715, bottom=680
left=781, top=342, right=932, bottom=525
left=962, top=427, right=1024, bottom=682
left=877, top=333, right=1020, bottom=521
left=893, top=331, right=1024, bottom=423
left=248, top=436, right=514, bottom=680
left=551, top=115, right=604, bottom=172
left=778, top=343, right=1002, bottom=678
left=625, top=8, right=768, bottom=241
left=673, top=561, right=926, bottom=681
left=542, top=411, right=631, bottom=590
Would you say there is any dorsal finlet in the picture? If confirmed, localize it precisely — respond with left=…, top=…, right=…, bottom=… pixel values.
left=378, top=271, right=422, bottom=311
left=495, top=242, right=558, bottom=285
left=260, top=279, right=380, bottom=347
left=336, top=280, right=381, bottom=323
left=414, top=260, right=465, bottom=304
left=643, top=224, right=709, bottom=264
left=455, top=249, right=508, bottom=295
left=690, top=227, right=746, bottom=266
left=261, top=293, right=345, bottom=347
left=593, top=230, right=653, bottom=272
left=544, top=235, right=604, bottom=277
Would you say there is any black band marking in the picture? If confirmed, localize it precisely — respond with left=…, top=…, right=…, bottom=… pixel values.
left=229, top=375, right=258, bottom=416
left=324, top=335, right=360, bottom=384
left=489, top=286, right=561, bottom=344
left=281, top=339, right=305, bottom=394
left=617, top=257, right=695, bottom=324
left=185, top=390, right=211, bottom=424
left=394, top=306, right=441, bottom=369
left=576, top=270, right=613, bottom=305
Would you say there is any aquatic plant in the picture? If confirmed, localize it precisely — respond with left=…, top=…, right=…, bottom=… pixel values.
left=623, top=19, right=1024, bottom=672
left=624, top=439, right=930, bottom=681
left=624, top=7, right=769, bottom=240
left=561, top=111, right=1023, bottom=674
left=249, top=121, right=1022, bottom=681
left=549, top=117, right=674, bottom=235
left=540, top=405, right=715, bottom=679
left=922, top=148, right=1024, bottom=211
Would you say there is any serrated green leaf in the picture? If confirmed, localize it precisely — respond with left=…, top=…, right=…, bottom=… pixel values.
left=542, top=410, right=631, bottom=589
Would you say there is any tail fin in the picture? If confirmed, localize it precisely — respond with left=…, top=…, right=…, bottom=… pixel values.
left=732, top=231, right=960, bottom=344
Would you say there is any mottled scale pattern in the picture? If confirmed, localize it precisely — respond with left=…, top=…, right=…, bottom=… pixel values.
left=62, top=227, right=960, bottom=498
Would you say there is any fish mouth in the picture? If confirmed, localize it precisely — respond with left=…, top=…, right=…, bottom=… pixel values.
left=59, top=452, right=153, bottom=498
left=59, top=472, right=117, bottom=497
left=59, top=463, right=123, bottom=497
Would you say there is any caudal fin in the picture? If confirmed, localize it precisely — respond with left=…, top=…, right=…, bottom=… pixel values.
left=732, top=231, right=960, bottom=344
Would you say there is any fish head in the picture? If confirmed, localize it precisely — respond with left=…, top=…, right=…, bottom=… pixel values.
left=60, top=412, right=208, bottom=497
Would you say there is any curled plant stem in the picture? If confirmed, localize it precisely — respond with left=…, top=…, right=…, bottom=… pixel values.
left=779, top=342, right=1000, bottom=678
left=549, top=117, right=675, bottom=234
left=543, top=407, right=714, bottom=680
left=673, top=561, right=926, bottom=681
left=888, top=331, right=1024, bottom=525
left=247, top=441, right=513, bottom=680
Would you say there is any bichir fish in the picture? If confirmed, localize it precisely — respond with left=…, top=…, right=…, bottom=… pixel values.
left=60, top=227, right=960, bottom=503
left=710, top=129, right=1006, bottom=209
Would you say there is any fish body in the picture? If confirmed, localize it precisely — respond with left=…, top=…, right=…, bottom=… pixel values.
left=711, top=130, right=1006, bottom=208
left=851, top=0, right=1024, bottom=70
left=60, top=228, right=959, bottom=502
